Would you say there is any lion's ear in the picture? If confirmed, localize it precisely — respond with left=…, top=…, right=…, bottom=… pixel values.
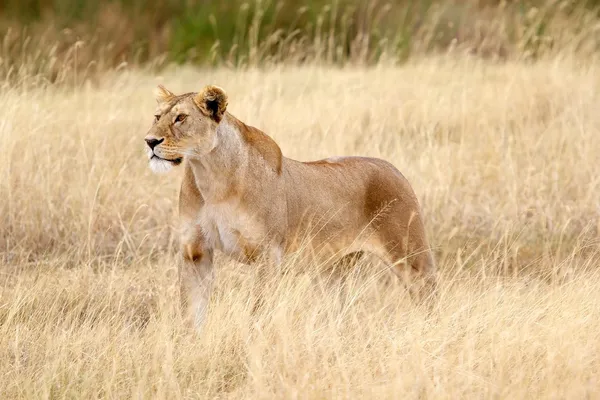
left=194, top=85, right=228, bottom=123
left=154, top=84, right=175, bottom=103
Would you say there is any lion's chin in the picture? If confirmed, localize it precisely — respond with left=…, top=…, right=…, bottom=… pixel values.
left=149, top=156, right=180, bottom=174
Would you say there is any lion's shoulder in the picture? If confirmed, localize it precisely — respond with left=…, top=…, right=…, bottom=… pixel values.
left=228, top=114, right=283, bottom=174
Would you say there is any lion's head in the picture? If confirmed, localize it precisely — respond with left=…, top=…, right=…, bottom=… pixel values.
left=144, top=84, right=228, bottom=174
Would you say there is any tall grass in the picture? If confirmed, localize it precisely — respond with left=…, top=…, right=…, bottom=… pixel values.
left=2, top=0, right=600, bottom=84
left=2, top=58, right=599, bottom=267
left=0, top=53, right=599, bottom=397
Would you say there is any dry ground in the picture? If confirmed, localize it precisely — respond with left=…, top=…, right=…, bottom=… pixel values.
left=1, top=56, right=599, bottom=398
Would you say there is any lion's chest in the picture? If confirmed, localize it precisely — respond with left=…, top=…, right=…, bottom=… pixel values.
left=198, top=204, right=264, bottom=262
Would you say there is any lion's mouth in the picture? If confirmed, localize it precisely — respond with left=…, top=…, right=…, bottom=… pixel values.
left=151, top=154, right=183, bottom=165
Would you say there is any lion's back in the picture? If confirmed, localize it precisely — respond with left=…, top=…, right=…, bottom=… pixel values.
left=281, top=155, right=422, bottom=246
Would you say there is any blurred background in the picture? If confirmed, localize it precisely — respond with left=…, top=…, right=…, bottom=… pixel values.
left=1, top=0, right=600, bottom=84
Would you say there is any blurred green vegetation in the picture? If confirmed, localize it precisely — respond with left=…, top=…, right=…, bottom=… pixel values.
left=1, top=0, right=600, bottom=83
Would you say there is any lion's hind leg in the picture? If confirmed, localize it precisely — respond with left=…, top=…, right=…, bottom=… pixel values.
left=373, top=213, right=438, bottom=307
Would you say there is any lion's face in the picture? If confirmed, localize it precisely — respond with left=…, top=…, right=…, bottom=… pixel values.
left=144, top=85, right=228, bottom=174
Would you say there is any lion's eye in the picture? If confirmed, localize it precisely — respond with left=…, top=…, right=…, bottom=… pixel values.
left=175, top=114, right=187, bottom=123
left=154, top=115, right=160, bottom=122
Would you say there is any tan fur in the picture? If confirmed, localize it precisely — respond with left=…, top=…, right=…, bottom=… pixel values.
left=144, top=85, right=437, bottom=330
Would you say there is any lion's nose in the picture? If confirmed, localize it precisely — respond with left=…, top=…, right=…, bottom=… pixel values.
left=145, top=137, right=164, bottom=150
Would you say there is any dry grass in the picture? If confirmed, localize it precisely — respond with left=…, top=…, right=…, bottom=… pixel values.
left=1, top=56, right=600, bottom=398
left=3, top=0, right=600, bottom=84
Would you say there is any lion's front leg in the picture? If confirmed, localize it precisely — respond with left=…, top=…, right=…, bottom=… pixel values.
left=179, top=242, right=214, bottom=332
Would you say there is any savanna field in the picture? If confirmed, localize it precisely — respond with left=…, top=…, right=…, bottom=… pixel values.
left=1, top=49, right=600, bottom=399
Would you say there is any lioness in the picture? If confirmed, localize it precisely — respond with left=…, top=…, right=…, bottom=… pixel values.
left=145, top=84, right=436, bottom=329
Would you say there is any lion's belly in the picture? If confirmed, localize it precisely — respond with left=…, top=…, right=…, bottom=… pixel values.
left=198, top=204, right=267, bottom=263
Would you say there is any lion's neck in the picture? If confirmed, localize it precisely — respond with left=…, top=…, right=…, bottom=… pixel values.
left=187, top=114, right=248, bottom=202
